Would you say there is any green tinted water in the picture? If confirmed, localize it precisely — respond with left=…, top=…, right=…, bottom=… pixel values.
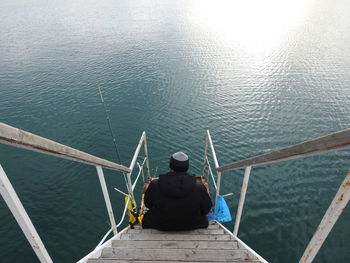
left=0, top=0, right=350, bottom=262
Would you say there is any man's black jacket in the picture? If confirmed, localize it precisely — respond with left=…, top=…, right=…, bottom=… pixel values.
left=142, top=171, right=212, bottom=231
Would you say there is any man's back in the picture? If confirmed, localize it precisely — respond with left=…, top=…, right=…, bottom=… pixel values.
left=142, top=171, right=212, bottom=231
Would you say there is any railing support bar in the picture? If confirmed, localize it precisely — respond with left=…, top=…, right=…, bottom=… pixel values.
left=143, top=133, right=151, bottom=179
left=126, top=173, right=134, bottom=201
left=233, top=166, right=252, bottom=236
left=207, top=130, right=221, bottom=213
left=133, top=158, right=147, bottom=191
left=215, top=171, right=222, bottom=213
left=207, top=157, right=217, bottom=190
left=114, top=187, right=128, bottom=197
left=127, top=132, right=146, bottom=200
left=207, top=130, right=219, bottom=169
left=0, top=165, right=53, bottom=263
left=96, top=166, right=118, bottom=235
left=299, top=171, right=350, bottom=263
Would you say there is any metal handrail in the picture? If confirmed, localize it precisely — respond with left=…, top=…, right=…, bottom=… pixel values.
left=0, top=123, right=151, bottom=263
left=126, top=131, right=149, bottom=200
left=0, top=122, right=131, bottom=173
left=203, top=128, right=350, bottom=263
left=206, top=130, right=222, bottom=214
left=115, top=157, right=147, bottom=228
left=206, top=157, right=217, bottom=190
left=2, top=121, right=350, bottom=263
left=133, top=158, right=147, bottom=190
left=0, top=165, right=53, bottom=263
left=218, top=128, right=350, bottom=172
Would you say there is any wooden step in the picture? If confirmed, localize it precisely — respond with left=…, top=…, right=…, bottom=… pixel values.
left=119, top=233, right=232, bottom=241
left=132, top=224, right=220, bottom=230
left=100, top=248, right=258, bottom=261
left=112, top=240, right=242, bottom=249
left=127, top=228, right=225, bottom=235
left=88, top=260, right=261, bottom=263
left=86, top=222, right=265, bottom=263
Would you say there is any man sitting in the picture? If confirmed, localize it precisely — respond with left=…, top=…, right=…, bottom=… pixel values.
left=142, top=152, right=212, bottom=231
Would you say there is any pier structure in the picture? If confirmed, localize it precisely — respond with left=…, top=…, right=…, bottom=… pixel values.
left=0, top=122, right=350, bottom=263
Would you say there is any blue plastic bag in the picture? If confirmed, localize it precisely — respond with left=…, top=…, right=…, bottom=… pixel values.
left=215, top=196, right=232, bottom=222
left=209, top=196, right=232, bottom=223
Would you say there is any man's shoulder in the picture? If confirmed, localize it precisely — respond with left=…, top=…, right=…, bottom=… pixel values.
left=149, top=178, right=159, bottom=186
left=145, top=179, right=159, bottom=196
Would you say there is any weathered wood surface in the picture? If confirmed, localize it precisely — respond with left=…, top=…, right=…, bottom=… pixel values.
left=218, top=128, right=350, bottom=172
left=0, top=122, right=130, bottom=173
left=127, top=228, right=225, bottom=235
left=133, top=224, right=220, bottom=230
left=112, top=240, right=242, bottom=249
left=119, top=233, right=232, bottom=241
left=87, top=260, right=261, bottom=263
left=87, top=221, right=265, bottom=263
left=101, top=248, right=257, bottom=261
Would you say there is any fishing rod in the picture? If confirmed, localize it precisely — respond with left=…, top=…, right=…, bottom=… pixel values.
left=98, top=86, right=122, bottom=163
left=97, top=86, right=130, bottom=194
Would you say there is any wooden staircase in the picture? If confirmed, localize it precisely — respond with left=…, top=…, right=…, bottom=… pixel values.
left=87, top=222, right=266, bottom=263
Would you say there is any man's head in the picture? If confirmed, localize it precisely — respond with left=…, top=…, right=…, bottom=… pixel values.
left=169, top=151, right=189, bottom=172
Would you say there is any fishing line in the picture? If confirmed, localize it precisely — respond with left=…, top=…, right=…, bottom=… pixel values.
left=98, top=86, right=130, bottom=194
left=98, top=86, right=122, bottom=162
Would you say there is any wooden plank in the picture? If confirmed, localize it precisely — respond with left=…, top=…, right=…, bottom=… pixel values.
left=77, top=227, right=130, bottom=263
left=208, top=222, right=220, bottom=229
left=127, top=228, right=225, bottom=235
left=218, top=128, right=350, bottom=172
left=132, top=224, right=220, bottom=230
left=88, top=260, right=261, bottom=263
left=119, top=233, right=232, bottom=241
left=0, top=122, right=130, bottom=173
left=131, top=223, right=219, bottom=230
left=216, top=221, right=269, bottom=263
left=101, top=248, right=258, bottom=261
left=112, top=240, right=242, bottom=249
left=87, top=260, right=261, bottom=263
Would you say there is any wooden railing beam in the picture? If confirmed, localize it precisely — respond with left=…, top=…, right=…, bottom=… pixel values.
left=0, top=122, right=131, bottom=173
left=218, top=128, right=350, bottom=172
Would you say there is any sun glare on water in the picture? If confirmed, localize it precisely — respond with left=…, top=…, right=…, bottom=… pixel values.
left=190, top=0, right=312, bottom=55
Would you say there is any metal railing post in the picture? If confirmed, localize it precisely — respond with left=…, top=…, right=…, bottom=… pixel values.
left=143, top=133, right=151, bottom=179
left=127, top=132, right=146, bottom=200
left=96, top=166, right=118, bottom=235
left=233, top=166, right=252, bottom=236
left=215, top=171, right=222, bottom=212
left=126, top=173, right=134, bottom=201
left=299, top=171, right=350, bottom=263
left=0, top=165, right=53, bottom=263
left=207, top=130, right=221, bottom=213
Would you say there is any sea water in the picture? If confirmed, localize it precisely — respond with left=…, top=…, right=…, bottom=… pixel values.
left=0, top=0, right=349, bottom=262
